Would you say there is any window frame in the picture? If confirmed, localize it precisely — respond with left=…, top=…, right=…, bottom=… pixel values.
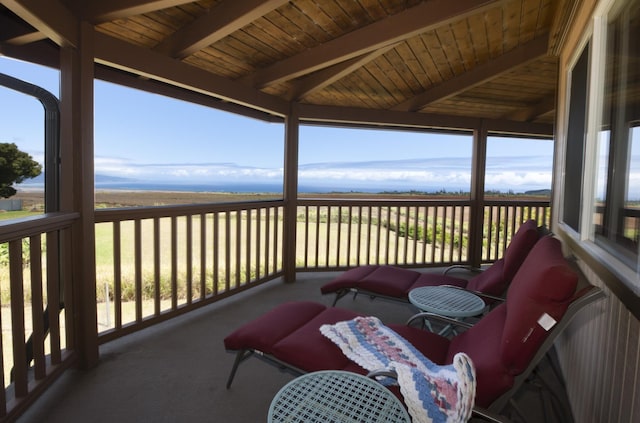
left=558, top=0, right=640, bottom=290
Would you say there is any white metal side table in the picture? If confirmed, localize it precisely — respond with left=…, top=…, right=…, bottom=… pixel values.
left=408, top=285, right=486, bottom=335
left=268, top=370, right=411, bottom=423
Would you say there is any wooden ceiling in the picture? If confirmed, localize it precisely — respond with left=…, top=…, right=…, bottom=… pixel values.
left=0, top=0, right=578, bottom=130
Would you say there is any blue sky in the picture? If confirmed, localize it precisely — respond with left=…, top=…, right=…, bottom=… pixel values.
left=0, top=56, right=556, bottom=194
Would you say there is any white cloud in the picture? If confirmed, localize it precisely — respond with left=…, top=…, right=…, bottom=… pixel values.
left=91, top=155, right=556, bottom=193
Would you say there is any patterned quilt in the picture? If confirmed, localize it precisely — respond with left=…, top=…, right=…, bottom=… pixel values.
left=320, top=316, right=476, bottom=423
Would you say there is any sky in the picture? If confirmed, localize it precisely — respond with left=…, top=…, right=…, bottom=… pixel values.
left=0, top=56, right=557, bottom=194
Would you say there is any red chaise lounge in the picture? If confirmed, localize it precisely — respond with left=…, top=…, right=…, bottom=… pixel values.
left=320, top=219, right=542, bottom=306
left=224, top=236, right=604, bottom=415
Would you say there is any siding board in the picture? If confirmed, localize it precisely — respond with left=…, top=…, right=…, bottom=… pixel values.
left=556, top=262, right=640, bottom=423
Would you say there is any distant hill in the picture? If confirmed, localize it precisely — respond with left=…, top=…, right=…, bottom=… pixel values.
left=95, top=174, right=137, bottom=183
left=19, top=173, right=137, bottom=185
left=524, top=189, right=551, bottom=196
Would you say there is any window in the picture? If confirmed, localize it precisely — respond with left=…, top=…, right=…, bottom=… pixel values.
left=562, top=43, right=590, bottom=232
left=0, top=58, right=60, bottom=216
left=591, top=0, right=640, bottom=268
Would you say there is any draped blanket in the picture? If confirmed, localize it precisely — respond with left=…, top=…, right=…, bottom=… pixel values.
left=320, top=316, right=476, bottom=423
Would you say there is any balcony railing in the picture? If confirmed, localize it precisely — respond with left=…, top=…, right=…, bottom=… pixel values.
left=94, top=197, right=550, bottom=342
left=94, top=201, right=285, bottom=343
left=1, top=196, right=549, bottom=421
left=0, top=212, right=78, bottom=421
left=297, top=199, right=471, bottom=268
left=298, top=198, right=550, bottom=268
left=482, top=200, right=550, bottom=261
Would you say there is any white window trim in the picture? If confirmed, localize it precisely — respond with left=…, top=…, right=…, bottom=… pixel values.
left=559, top=0, right=640, bottom=291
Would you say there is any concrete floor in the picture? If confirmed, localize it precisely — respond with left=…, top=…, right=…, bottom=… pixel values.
left=16, top=272, right=573, bottom=423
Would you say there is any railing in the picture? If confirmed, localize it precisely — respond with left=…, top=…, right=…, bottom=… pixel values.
left=93, top=197, right=550, bottom=343
left=94, top=201, right=284, bottom=343
left=0, top=212, right=79, bottom=421
left=0, top=196, right=549, bottom=420
left=482, top=200, right=551, bottom=261
left=297, top=198, right=551, bottom=269
left=296, top=199, right=471, bottom=268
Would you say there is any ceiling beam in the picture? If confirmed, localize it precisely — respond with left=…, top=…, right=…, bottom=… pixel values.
left=2, top=31, right=46, bottom=45
left=0, top=9, right=45, bottom=44
left=153, top=0, right=289, bottom=59
left=95, top=64, right=283, bottom=123
left=298, top=103, right=553, bottom=137
left=0, top=39, right=61, bottom=69
left=243, top=0, right=503, bottom=88
left=93, top=31, right=289, bottom=116
left=77, top=0, right=193, bottom=23
left=392, top=34, right=550, bottom=112
left=548, top=0, right=582, bottom=56
left=2, top=0, right=77, bottom=47
left=289, top=43, right=399, bottom=101
left=503, top=95, right=556, bottom=122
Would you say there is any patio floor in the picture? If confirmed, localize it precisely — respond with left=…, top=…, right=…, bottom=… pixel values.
left=16, top=271, right=574, bottom=423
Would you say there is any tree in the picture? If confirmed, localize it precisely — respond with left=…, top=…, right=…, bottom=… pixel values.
left=0, top=143, right=42, bottom=198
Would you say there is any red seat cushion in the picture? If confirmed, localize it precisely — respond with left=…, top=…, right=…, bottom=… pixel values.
left=355, top=266, right=421, bottom=297
left=223, top=301, right=328, bottom=353
left=409, top=272, right=468, bottom=291
left=320, top=265, right=379, bottom=294
left=272, top=307, right=363, bottom=372
left=388, top=324, right=451, bottom=365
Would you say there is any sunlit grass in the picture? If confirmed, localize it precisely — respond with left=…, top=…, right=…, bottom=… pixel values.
left=0, top=210, right=40, bottom=221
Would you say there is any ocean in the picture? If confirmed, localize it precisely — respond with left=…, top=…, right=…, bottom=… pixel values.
left=20, top=181, right=440, bottom=194
left=93, top=182, right=439, bottom=194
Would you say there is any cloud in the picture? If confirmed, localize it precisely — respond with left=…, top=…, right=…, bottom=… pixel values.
left=94, top=156, right=283, bottom=181
left=91, top=154, right=558, bottom=192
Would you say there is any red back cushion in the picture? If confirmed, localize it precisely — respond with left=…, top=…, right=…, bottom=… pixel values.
left=465, top=220, right=540, bottom=296
left=446, top=305, right=513, bottom=408
left=500, top=236, right=578, bottom=373
left=502, top=219, right=541, bottom=281
left=465, top=259, right=505, bottom=295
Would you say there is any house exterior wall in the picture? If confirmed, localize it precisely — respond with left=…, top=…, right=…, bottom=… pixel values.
left=554, top=0, right=640, bottom=421
left=556, top=263, right=640, bottom=422
left=0, top=199, right=22, bottom=211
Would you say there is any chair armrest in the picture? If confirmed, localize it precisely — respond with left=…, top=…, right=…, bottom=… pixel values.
left=472, top=406, right=512, bottom=422
left=443, top=264, right=484, bottom=275
left=367, top=369, right=510, bottom=422
left=441, top=284, right=505, bottom=304
left=405, top=312, right=475, bottom=329
left=366, top=369, right=398, bottom=380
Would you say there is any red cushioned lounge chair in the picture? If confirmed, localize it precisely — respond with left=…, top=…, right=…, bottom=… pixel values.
left=224, top=236, right=604, bottom=418
left=321, top=219, right=543, bottom=306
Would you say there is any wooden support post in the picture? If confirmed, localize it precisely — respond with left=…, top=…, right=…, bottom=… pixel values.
left=282, top=104, right=300, bottom=282
left=469, top=121, right=488, bottom=269
left=59, top=21, right=99, bottom=369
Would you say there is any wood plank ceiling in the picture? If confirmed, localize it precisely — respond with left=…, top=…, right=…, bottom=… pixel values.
left=0, top=0, right=577, bottom=127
